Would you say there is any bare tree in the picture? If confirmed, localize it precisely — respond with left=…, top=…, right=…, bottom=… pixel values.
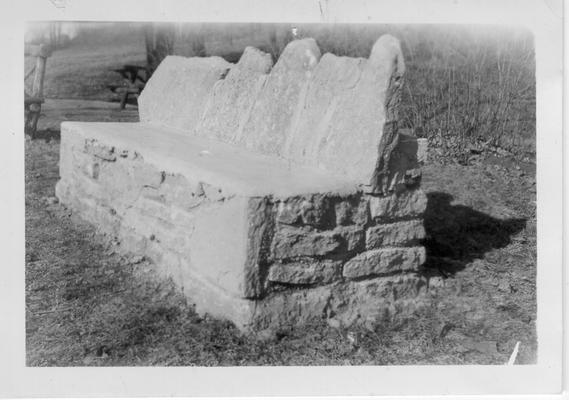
left=48, top=22, right=62, bottom=48
left=144, top=23, right=176, bottom=76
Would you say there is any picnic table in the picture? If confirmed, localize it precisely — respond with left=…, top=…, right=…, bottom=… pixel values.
left=109, top=64, right=147, bottom=109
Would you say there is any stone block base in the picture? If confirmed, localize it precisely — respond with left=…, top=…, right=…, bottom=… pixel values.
left=56, top=122, right=430, bottom=332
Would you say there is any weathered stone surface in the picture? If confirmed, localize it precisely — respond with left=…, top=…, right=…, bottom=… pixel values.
left=275, top=194, right=335, bottom=229
left=250, top=285, right=333, bottom=331
left=121, top=207, right=184, bottom=249
left=85, top=161, right=100, bottom=179
left=334, top=195, right=369, bottom=226
left=60, top=121, right=358, bottom=198
left=343, top=247, right=426, bottom=278
left=131, top=162, right=165, bottom=188
left=272, top=226, right=341, bottom=260
left=396, top=132, right=421, bottom=165
left=185, top=196, right=251, bottom=297
left=382, top=132, right=424, bottom=193
left=267, top=260, right=342, bottom=285
left=417, top=138, right=428, bottom=164
left=368, top=188, right=428, bottom=221
left=249, top=273, right=429, bottom=331
left=366, top=219, right=425, bottom=248
left=196, top=47, right=273, bottom=143
left=300, top=194, right=334, bottom=228
left=180, top=266, right=255, bottom=331
left=149, top=173, right=199, bottom=210
left=275, top=193, right=370, bottom=229
left=84, top=139, right=116, bottom=161
left=308, top=35, right=405, bottom=190
left=272, top=225, right=364, bottom=260
left=200, top=182, right=227, bottom=201
left=138, top=56, right=232, bottom=130
left=275, top=196, right=304, bottom=225
left=243, top=197, right=275, bottom=298
left=238, top=39, right=321, bottom=156
left=329, top=274, right=429, bottom=327
left=281, top=53, right=365, bottom=163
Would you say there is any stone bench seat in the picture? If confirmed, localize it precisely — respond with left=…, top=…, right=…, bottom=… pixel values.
left=56, top=35, right=430, bottom=333
left=60, top=121, right=359, bottom=197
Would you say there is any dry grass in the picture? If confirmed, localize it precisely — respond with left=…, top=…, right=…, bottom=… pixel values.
left=25, top=135, right=536, bottom=366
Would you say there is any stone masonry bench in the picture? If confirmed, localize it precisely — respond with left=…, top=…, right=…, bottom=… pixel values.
left=56, top=35, right=429, bottom=332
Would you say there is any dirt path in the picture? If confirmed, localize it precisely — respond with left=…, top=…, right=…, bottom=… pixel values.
left=25, top=102, right=537, bottom=366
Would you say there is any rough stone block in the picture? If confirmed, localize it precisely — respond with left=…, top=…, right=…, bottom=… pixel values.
left=343, top=247, right=426, bottom=278
left=368, top=188, right=428, bottom=221
left=275, top=194, right=335, bottom=229
left=249, top=285, right=334, bottom=331
left=380, top=132, right=427, bottom=193
left=366, top=219, right=426, bottom=248
left=249, top=273, right=429, bottom=331
left=267, top=260, right=342, bottom=285
left=328, top=274, right=429, bottom=326
left=334, top=195, right=369, bottom=226
left=243, top=197, right=275, bottom=298
left=272, top=225, right=364, bottom=260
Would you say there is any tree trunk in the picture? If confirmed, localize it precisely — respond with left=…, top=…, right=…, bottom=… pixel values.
left=144, top=23, right=176, bottom=76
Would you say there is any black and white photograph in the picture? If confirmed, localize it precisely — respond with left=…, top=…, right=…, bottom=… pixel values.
left=1, top=0, right=565, bottom=397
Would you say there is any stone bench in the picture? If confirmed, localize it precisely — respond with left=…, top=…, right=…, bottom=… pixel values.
left=56, top=35, right=429, bottom=332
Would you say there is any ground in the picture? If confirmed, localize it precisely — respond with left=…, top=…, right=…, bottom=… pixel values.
left=25, top=100, right=536, bottom=366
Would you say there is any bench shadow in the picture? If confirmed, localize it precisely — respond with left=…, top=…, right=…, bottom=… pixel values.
left=422, top=192, right=526, bottom=276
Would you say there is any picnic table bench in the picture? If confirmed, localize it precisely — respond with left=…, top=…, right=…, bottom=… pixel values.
left=109, top=64, right=147, bottom=109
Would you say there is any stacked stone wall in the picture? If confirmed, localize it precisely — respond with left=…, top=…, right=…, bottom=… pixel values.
left=56, top=132, right=429, bottom=331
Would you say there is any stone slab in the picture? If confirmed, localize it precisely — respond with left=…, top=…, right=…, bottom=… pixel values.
left=343, top=247, right=426, bottom=278
left=368, top=188, right=428, bottom=221
left=280, top=53, right=366, bottom=164
left=138, top=55, right=232, bottom=130
left=195, top=47, right=273, bottom=143
left=61, top=121, right=358, bottom=198
left=136, top=36, right=411, bottom=194
left=267, top=260, right=342, bottom=285
left=272, top=225, right=364, bottom=261
left=310, top=35, right=405, bottom=190
left=366, top=219, right=426, bottom=249
left=238, top=38, right=322, bottom=156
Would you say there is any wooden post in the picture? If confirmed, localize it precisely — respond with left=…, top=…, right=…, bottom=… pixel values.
left=32, top=52, right=47, bottom=98
left=25, top=44, right=51, bottom=138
